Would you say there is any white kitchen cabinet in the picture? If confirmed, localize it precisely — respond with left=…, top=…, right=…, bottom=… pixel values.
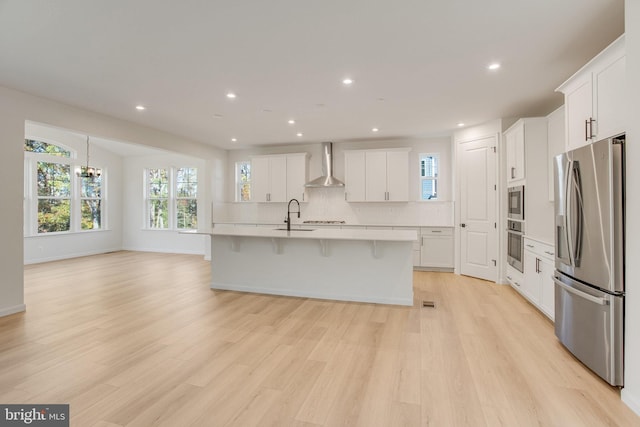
left=546, top=106, right=565, bottom=202
left=419, top=227, right=454, bottom=269
left=505, top=122, right=525, bottom=183
left=392, top=226, right=420, bottom=267
left=506, top=264, right=524, bottom=292
left=251, top=153, right=307, bottom=203
left=344, top=150, right=366, bottom=202
left=518, top=237, right=555, bottom=321
left=286, top=153, right=309, bottom=202
left=557, top=35, right=625, bottom=151
left=345, top=148, right=409, bottom=202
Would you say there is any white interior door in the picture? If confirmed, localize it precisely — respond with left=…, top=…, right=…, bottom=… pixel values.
left=459, top=136, right=497, bottom=281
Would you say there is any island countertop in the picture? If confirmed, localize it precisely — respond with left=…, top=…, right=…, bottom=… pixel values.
left=200, top=225, right=418, bottom=242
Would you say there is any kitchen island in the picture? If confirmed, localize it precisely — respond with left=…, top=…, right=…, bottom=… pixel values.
left=205, top=225, right=417, bottom=306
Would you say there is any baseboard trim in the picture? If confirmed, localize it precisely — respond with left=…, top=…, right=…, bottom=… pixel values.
left=121, top=246, right=205, bottom=256
left=622, top=388, right=640, bottom=417
left=211, top=282, right=413, bottom=306
left=0, top=304, right=26, bottom=318
left=24, top=247, right=122, bottom=265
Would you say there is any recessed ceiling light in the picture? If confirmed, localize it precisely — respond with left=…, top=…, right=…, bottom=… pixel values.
left=226, top=92, right=237, bottom=99
left=457, top=122, right=465, bottom=127
left=231, top=138, right=237, bottom=142
left=135, top=105, right=145, bottom=111
left=372, top=127, right=379, bottom=132
left=296, top=133, right=303, bottom=137
left=342, top=78, right=353, bottom=85
left=288, top=119, right=296, bottom=125
left=488, top=63, right=501, bottom=70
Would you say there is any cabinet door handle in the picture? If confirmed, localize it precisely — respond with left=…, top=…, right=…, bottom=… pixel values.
left=526, top=244, right=534, bottom=248
left=544, top=251, right=555, bottom=256
left=585, top=119, right=589, bottom=141
left=535, top=257, right=540, bottom=273
left=589, top=118, right=596, bottom=140
left=511, top=167, right=516, bottom=179
left=431, top=230, right=442, bottom=233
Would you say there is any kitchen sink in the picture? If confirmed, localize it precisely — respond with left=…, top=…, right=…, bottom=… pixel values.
left=273, top=228, right=316, bottom=231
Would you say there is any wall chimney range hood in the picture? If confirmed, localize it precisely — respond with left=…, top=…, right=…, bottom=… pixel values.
left=305, top=142, right=345, bottom=188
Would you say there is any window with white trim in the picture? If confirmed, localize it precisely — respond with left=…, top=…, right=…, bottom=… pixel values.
left=420, top=153, right=439, bottom=200
left=145, top=167, right=198, bottom=230
left=24, top=138, right=105, bottom=235
left=236, top=161, right=251, bottom=202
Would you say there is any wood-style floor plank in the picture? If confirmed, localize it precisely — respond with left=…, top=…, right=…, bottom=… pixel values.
left=0, top=251, right=637, bottom=426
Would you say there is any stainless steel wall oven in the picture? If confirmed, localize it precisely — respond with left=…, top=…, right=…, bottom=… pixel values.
left=507, top=219, right=524, bottom=272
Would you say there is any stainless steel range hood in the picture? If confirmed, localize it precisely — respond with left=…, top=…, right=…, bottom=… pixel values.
left=305, top=142, right=345, bottom=188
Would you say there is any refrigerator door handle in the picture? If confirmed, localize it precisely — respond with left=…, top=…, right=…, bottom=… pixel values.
left=553, top=277, right=609, bottom=306
left=565, top=159, right=575, bottom=267
left=571, top=161, right=584, bottom=266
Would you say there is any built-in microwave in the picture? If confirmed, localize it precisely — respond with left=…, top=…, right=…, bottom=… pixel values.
left=508, top=185, right=524, bottom=220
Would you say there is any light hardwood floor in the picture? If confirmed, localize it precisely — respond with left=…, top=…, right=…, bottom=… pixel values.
left=1, top=251, right=638, bottom=426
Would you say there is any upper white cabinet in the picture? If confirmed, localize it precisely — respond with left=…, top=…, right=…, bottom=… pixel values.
left=505, top=121, right=525, bottom=183
left=251, top=153, right=308, bottom=203
left=344, top=150, right=366, bottom=201
left=546, top=106, right=565, bottom=202
left=345, top=148, right=410, bottom=202
left=557, top=35, right=625, bottom=151
left=285, top=153, right=309, bottom=201
left=504, top=118, right=548, bottom=187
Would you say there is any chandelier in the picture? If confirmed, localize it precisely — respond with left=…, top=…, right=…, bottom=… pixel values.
left=77, top=136, right=102, bottom=178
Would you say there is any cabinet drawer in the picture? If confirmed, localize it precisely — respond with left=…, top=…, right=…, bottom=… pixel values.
left=523, top=237, right=554, bottom=260
left=420, top=227, right=453, bottom=236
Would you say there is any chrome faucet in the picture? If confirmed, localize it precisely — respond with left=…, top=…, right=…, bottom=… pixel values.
left=285, top=198, right=301, bottom=231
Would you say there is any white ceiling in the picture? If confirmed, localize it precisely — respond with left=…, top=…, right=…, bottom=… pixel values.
left=0, top=1, right=624, bottom=150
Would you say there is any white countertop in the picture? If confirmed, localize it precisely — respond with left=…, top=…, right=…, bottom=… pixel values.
left=200, top=225, right=418, bottom=242
left=212, top=221, right=453, bottom=228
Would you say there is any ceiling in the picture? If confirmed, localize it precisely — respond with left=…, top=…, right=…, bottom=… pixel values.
left=0, top=1, right=624, bottom=150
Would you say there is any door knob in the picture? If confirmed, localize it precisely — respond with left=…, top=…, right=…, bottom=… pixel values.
left=461, top=223, right=466, bottom=228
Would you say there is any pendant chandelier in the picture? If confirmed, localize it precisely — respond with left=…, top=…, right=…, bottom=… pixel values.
left=77, top=136, right=102, bottom=178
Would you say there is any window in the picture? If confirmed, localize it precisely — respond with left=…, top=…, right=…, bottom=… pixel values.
left=176, top=167, right=198, bottom=229
left=420, top=153, right=439, bottom=200
left=145, top=167, right=198, bottom=230
left=80, top=174, right=102, bottom=230
left=147, top=168, right=169, bottom=229
left=37, top=161, right=71, bottom=233
left=25, top=139, right=72, bottom=157
left=24, top=138, right=105, bottom=235
left=236, top=161, right=251, bottom=202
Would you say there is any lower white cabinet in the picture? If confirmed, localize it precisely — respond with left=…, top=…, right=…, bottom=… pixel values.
left=517, top=237, right=555, bottom=320
left=392, top=227, right=420, bottom=266
left=419, top=227, right=454, bottom=269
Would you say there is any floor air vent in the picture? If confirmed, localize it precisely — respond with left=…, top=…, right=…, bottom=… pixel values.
left=422, top=300, right=436, bottom=308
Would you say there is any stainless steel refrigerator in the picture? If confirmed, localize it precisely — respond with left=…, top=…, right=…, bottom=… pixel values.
left=553, top=134, right=625, bottom=386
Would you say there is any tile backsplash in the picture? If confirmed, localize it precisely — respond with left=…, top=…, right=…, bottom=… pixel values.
left=219, top=187, right=454, bottom=226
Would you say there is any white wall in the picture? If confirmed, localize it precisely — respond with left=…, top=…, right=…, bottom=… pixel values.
left=623, top=0, right=640, bottom=415
left=0, top=85, right=226, bottom=317
left=122, top=153, right=208, bottom=255
left=23, top=122, right=124, bottom=264
left=223, top=137, right=454, bottom=226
